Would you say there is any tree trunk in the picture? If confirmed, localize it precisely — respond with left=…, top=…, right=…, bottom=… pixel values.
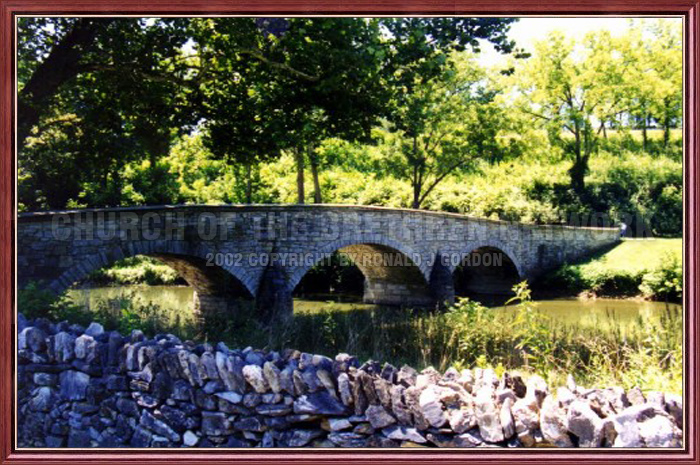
left=663, top=102, right=671, bottom=148
left=411, top=136, right=422, bottom=209
left=642, top=114, right=648, bottom=152
left=569, top=123, right=586, bottom=194
left=309, top=147, right=322, bottom=204
left=18, top=19, right=109, bottom=147
left=294, top=148, right=305, bottom=204
left=245, top=164, right=253, bottom=204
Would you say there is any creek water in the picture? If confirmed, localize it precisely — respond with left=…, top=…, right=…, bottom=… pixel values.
left=67, top=285, right=680, bottom=332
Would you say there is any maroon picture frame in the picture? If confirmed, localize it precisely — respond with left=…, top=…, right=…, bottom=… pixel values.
left=0, top=2, right=698, bottom=464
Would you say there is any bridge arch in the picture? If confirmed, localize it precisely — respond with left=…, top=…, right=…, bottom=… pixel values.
left=451, top=242, right=523, bottom=297
left=288, top=237, right=434, bottom=307
left=50, top=240, right=256, bottom=318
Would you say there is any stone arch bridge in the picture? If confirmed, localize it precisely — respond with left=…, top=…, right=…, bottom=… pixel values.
left=18, top=205, right=620, bottom=321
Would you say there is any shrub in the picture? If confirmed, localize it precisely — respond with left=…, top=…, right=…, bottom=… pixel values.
left=640, top=253, right=683, bottom=302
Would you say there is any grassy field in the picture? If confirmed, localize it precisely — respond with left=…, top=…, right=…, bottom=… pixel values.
left=579, top=238, right=682, bottom=274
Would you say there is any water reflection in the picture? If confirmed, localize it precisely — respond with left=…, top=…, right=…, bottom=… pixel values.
left=68, top=285, right=680, bottom=331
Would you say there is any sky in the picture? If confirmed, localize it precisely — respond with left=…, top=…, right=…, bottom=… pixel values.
left=477, top=16, right=684, bottom=67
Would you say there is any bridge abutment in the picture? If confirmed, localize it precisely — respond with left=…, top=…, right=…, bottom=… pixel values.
left=256, top=263, right=294, bottom=323
left=428, top=256, right=456, bottom=307
left=362, top=280, right=435, bottom=307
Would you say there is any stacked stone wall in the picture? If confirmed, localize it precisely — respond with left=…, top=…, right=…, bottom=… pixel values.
left=17, top=313, right=680, bottom=449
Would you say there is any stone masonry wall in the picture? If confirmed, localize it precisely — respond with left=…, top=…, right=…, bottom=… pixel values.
left=17, top=314, right=682, bottom=449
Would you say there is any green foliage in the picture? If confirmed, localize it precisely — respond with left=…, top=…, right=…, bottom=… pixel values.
left=85, top=256, right=183, bottom=286
left=640, top=253, right=683, bottom=301
left=213, top=282, right=681, bottom=394
left=18, top=282, right=93, bottom=326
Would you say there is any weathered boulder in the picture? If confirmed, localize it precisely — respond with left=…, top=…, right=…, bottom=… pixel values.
left=366, top=404, right=396, bottom=429
left=294, top=391, right=347, bottom=416
left=474, top=388, right=504, bottom=443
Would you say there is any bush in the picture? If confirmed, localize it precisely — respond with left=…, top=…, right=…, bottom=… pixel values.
left=640, top=253, right=683, bottom=302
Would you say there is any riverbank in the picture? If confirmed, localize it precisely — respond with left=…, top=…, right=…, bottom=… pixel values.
left=536, top=238, right=682, bottom=302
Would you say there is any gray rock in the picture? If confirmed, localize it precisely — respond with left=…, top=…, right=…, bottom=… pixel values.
left=256, top=404, right=292, bottom=416
left=202, top=380, right=224, bottom=395
left=171, top=380, right=192, bottom=401
left=129, top=425, right=152, bottom=447
left=17, top=313, right=28, bottom=333
left=568, top=400, right=605, bottom=447
left=29, top=386, right=57, bottom=412
left=45, top=435, right=66, bottom=447
left=540, top=395, right=573, bottom=447
left=389, top=385, right=411, bottom=425
left=139, top=410, right=180, bottom=442
left=665, top=393, right=683, bottom=428
left=215, top=391, right=242, bottom=404
left=638, top=415, right=682, bottom=447
left=511, top=394, right=540, bottom=447
left=200, top=352, right=219, bottom=380
left=526, top=374, right=548, bottom=405
left=382, top=425, right=427, bottom=443
left=74, top=334, right=97, bottom=362
left=68, top=428, right=93, bottom=448
left=326, top=418, right=353, bottom=431
left=215, top=353, right=246, bottom=393
left=201, top=411, right=230, bottom=436
left=59, top=370, right=90, bottom=401
left=33, top=372, right=57, bottom=386
left=627, top=386, right=646, bottom=406
left=416, top=367, right=441, bottom=389
left=53, top=332, right=76, bottom=362
left=85, top=322, right=104, bottom=338
left=233, top=416, right=265, bottom=432
left=428, top=429, right=484, bottom=448
left=263, top=362, right=282, bottom=393
left=261, top=392, right=283, bottom=404
left=294, top=390, right=347, bottom=416
left=278, top=429, right=324, bottom=447
left=159, top=405, right=196, bottom=433
left=611, top=404, right=655, bottom=447
left=366, top=404, right=397, bottom=429
left=500, top=397, right=515, bottom=439
left=327, top=432, right=368, bottom=447
left=317, top=369, right=337, bottom=396
left=243, top=392, right=261, bottom=408
left=556, top=387, right=576, bottom=406
left=337, top=373, right=353, bottom=406
left=243, top=364, right=269, bottom=393
left=279, top=366, right=296, bottom=396
left=396, top=365, right=418, bottom=387
left=474, top=389, right=504, bottom=443
left=457, top=369, right=475, bottom=393
left=449, top=406, right=476, bottom=434
left=419, top=386, right=447, bottom=428
left=19, top=327, right=47, bottom=353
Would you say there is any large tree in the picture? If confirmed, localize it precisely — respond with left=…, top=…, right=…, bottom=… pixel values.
left=513, top=30, right=628, bottom=193
left=382, top=54, right=522, bottom=209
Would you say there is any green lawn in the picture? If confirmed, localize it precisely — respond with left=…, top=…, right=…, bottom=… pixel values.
left=579, top=238, right=682, bottom=274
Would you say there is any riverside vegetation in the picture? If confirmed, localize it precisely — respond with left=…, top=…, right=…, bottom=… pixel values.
left=20, top=282, right=683, bottom=397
